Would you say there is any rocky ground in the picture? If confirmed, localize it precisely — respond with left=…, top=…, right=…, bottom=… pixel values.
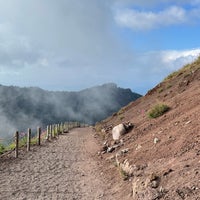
left=95, top=59, right=200, bottom=199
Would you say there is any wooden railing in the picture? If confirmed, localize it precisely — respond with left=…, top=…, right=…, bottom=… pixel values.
left=0, top=121, right=87, bottom=158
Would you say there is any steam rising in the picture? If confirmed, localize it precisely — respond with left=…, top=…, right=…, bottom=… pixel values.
left=0, top=83, right=141, bottom=138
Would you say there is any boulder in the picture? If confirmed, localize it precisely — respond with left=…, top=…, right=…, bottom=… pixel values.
left=112, top=124, right=126, bottom=140
left=112, top=122, right=133, bottom=140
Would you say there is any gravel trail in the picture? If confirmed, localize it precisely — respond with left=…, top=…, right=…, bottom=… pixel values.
left=0, top=128, right=109, bottom=200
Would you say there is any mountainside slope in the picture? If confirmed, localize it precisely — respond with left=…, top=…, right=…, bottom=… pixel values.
left=0, top=83, right=141, bottom=137
left=96, top=57, right=200, bottom=199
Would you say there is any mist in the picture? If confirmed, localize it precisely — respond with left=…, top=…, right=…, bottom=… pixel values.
left=0, top=83, right=141, bottom=139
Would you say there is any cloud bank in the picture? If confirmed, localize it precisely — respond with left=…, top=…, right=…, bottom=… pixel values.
left=0, top=0, right=200, bottom=94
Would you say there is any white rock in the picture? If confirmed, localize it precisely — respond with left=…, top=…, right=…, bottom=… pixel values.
left=154, top=138, right=160, bottom=144
left=112, top=124, right=126, bottom=140
left=185, top=121, right=191, bottom=125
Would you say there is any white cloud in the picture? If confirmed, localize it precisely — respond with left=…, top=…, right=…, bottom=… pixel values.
left=0, top=0, right=123, bottom=67
left=117, top=48, right=200, bottom=94
left=0, top=22, right=41, bottom=70
left=114, top=6, right=200, bottom=30
left=160, top=49, right=200, bottom=70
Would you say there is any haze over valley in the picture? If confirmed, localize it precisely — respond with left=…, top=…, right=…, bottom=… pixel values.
left=0, top=83, right=141, bottom=138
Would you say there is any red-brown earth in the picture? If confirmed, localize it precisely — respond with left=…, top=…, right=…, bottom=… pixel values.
left=95, top=57, right=200, bottom=199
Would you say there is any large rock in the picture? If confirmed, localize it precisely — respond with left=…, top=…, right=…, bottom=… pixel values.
left=112, top=124, right=126, bottom=140
left=112, top=122, right=134, bottom=140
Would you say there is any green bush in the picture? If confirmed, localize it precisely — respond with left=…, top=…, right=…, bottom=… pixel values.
left=148, top=103, right=170, bottom=118
left=0, top=143, right=5, bottom=154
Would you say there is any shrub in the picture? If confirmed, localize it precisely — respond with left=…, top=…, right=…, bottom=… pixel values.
left=117, top=108, right=124, bottom=116
left=148, top=103, right=170, bottom=118
left=0, top=143, right=5, bottom=154
left=120, top=168, right=129, bottom=181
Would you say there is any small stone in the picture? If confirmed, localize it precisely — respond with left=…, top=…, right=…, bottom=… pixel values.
left=159, top=186, right=167, bottom=193
left=121, top=148, right=129, bottom=154
left=154, top=138, right=160, bottom=144
left=185, top=121, right=191, bottom=125
left=151, top=180, right=159, bottom=188
left=149, top=173, right=158, bottom=181
left=107, top=146, right=115, bottom=153
left=103, top=141, right=108, bottom=145
left=97, top=193, right=104, bottom=198
left=136, top=144, right=142, bottom=150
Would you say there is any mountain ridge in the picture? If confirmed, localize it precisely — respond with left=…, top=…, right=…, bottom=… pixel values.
left=0, top=83, right=141, bottom=137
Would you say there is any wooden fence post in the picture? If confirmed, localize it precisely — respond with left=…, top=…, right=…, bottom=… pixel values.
left=50, top=125, right=53, bottom=140
left=52, top=125, right=55, bottom=138
left=15, top=131, right=19, bottom=158
left=46, top=125, right=49, bottom=140
left=64, top=122, right=66, bottom=131
left=60, top=123, right=63, bottom=134
left=55, top=124, right=57, bottom=137
left=58, top=124, right=60, bottom=135
left=56, top=124, right=59, bottom=137
left=37, top=127, right=41, bottom=145
left=27, top=128, right=31, bottom=151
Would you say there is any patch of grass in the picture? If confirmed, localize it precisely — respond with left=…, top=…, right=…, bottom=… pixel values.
left=120, top=168, right=129, bottom=181
left=117, top=108, right=124, bottom=116
left=164, top=56, right=200, bottom=82
left=4, top=142, right=16, bottom=152
left=148, top=103, right=170, bottom=118
left=95, top=123, right=103, bottom=133
left=0, top=143, right=5, bottom=154
left=119, top=115, right=125, bottom=121
left=19, top=137, right=27, bottom=147
left=164, top=71, right=180, bottom=81
left=166, top=84, right=172, bottom=89
left=30, top=136, right=38, bottom=145
left=158, top=88, right=164, bottom=93
left=117, top=108, right=125, bottom=121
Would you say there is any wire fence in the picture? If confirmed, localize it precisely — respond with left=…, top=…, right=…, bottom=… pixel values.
left=0, top=121, right=87, bottom=158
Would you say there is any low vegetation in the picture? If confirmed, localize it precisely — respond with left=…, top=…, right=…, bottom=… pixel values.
left=164, top=56, right=200, bottom=82
left=0, top=143, right=5, bottom=154
left=117, top=108, right=125, bottom=121
left=148, top=103, right=170, bottom=118
left=119, top=168, right=129, bottom=181
left=0, top=134, right=45, bottom=155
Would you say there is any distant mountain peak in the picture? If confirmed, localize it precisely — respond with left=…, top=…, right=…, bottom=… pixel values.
left=0, top=83, right=141, bottom=137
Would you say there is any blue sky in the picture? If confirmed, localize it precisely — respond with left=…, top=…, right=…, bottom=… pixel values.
left=0, top=0, right=200, bottom=95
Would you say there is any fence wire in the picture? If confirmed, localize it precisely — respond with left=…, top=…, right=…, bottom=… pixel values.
left=0, top=121, right=84, bottom=158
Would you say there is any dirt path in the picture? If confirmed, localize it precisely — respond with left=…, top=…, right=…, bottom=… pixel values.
left=0, top=128, right=113, bottom=200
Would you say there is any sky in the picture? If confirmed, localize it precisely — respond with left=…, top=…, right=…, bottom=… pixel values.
left=0, top=0, right=200, bottom=95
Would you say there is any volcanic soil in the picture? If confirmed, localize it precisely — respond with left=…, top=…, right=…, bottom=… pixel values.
left=95, top=58, right=200, bottom=199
